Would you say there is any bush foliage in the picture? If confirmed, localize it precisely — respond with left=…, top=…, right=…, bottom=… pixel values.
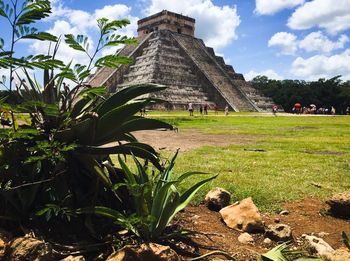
left=0, top=0, right=215, bottom=245
left=251, top=75, right=350, bottom=113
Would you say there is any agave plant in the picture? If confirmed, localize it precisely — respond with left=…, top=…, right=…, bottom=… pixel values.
left=342, top=231, right=350, bottom=250
left=81, top=151, right=217, bottom=241
left=259, top=242, right=323, bottom=261
left=0, top=0, right=173, bottom=225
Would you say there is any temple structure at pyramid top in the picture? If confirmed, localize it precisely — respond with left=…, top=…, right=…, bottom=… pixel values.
left=89, top=10, right=274, bottom=111
left=138, top=10, right=195, bottom=37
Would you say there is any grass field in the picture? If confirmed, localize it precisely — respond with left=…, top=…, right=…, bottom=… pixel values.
left=147, top=112, right=350, bottom=212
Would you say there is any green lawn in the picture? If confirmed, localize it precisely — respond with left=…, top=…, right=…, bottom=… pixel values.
left=147, top=113, right=350, bottom=212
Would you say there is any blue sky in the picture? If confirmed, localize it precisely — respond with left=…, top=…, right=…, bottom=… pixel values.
left=1, top=0, right=350, bottom=83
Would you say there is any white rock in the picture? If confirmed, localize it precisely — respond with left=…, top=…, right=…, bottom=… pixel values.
left=238, top=233, right=254, bottom=244
left=303, top=234, right=335, bottom=260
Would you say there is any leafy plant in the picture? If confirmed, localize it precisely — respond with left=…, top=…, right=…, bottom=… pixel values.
left=258, top=243, right=323, bottom=261
left=81, top=151, right=217, bottom=241
left=342, top=231, right=350, bottom=250
left=0, top=0, right=172, bottom=228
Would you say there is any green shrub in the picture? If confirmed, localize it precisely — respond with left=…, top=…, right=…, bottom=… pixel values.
left=81, top=152, right=217, bottom=241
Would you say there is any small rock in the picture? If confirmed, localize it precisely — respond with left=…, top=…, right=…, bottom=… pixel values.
left=265, top=224, right=292, bottom=242
left=279, top=210, right=289, bottom=215
left=205, top=187, right=231, bottom=211
left=303, top=234, right=335, bottom=260
left=238, top=233, right=254, bottom=245
left=0, top=239, right=6, bottom=258
left=7, top=235, right=52, bottom=260
left=326, top=192, right=350, bottom=217
left=191, top=215, right=200, bottom=220
left=317, top=232, right=330, bottom=238
left=330, top=248, right=350, bottom=261
left=61, top=255, right=85, bottom=261
left=107, top=243, right=179, bottom=261
left=219, top=197, right=264, bottom=233
left=263, top=238, right=272, bottom=245
left=274, top=217, right=280, bottom=223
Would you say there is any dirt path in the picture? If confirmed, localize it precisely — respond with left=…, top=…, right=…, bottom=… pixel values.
left=134, top=129, right=255, bottom=152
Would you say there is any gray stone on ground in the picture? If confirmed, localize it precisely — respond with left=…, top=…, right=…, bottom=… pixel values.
left=265, top=224, right=292, bottom=242
left=7, top=235, right=52, bottom=260
left=238, top=233, right=254, bottom=244
left=107, top=243, right=179, bottom=261
left=302, top=234, right=335, bottom=260
left=219, top=197, right=264, bottom=233
left=205, top=187, right=231, bottom=211
left=326, top=192, right=350, bottom=218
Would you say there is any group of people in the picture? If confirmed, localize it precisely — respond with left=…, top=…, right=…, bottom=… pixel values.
left=188, top=103, right=209, bottom=116
left=292, top=103, right=337, bottom=115
left=188, top=103, right=230, bottom=116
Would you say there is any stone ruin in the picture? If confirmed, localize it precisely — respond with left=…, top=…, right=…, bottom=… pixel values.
left=89, top=10, right=274, bottom=111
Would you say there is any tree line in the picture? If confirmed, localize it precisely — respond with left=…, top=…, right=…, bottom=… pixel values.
left=250, top=75, right=350, bottom=114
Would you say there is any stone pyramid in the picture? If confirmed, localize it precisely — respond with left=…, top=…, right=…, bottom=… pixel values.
left=89, top=10, right=274, bottom=111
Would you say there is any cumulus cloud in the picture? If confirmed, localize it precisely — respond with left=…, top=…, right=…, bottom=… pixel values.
left=245, top=69, right=283, bottom=80
left=30, top=2, right=138, bottom=66
left=145, top=0, right=240, bottom=49
left=299, top=31, right=349, bottom=53
left=255, top=0, right=304, bottom=15
left=290, top=49, right=350, bottom=80
left=288, top=0, right=350, bottom=34
left=268, top=32, right=298, bottom=55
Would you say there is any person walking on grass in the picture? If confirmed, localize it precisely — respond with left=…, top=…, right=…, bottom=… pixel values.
left=204, top=103, right=208, bottom=115
left=225, top=105, right=229, bottom=116
left=272, top=105, right=278, bottom=116
left=188, top=102, right=194, bottom=116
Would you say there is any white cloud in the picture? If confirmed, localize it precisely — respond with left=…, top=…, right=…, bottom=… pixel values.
left=268, top=32, right=298, bottom=55
left=30, top=20, right=91, bottom=65
left=290, top=49, right=350, bottom=80
left=245, top=69, right=283, bottom=80
left=49, top=2, right=138, bottom=37
left=146, top=0, right=240, bottom=49
left=29, top=2, right=138, bottom=66
left=299, top=31, right=349, bottom=53
left=288, top=0, right=350, bottom=34
left=255, top=0, right=304, bottom=15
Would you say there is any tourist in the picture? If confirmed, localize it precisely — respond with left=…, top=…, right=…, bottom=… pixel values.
left=293, top=102, right=302, bottom=114
left=225, top=105, right=229, bottom=116
left=272, top=105, right=278, bottom=116
left=188, top=102, right=194, bottom=116
left=199, top=104, right=203, bottom=115
left=346, top=106, right=350, bottom=115
left=203, top=103, right=208, bottom=115
left=331, top=106, right=336, bottom=115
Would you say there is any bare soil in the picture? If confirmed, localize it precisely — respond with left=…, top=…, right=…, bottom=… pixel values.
left=174, top=199, right=350, bottom=260
left=135, top=129, right=350, bottom=260
left=134, top=129, right=256, bottom=152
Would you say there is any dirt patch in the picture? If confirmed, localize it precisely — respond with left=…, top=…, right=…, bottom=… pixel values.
left=134, top=129, right=255, bottom=152
left=290, top=126, right=319, bottom=131
left=175, top=198, right=350, bottom=260
left=303, top=150, right=346, bottom=155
